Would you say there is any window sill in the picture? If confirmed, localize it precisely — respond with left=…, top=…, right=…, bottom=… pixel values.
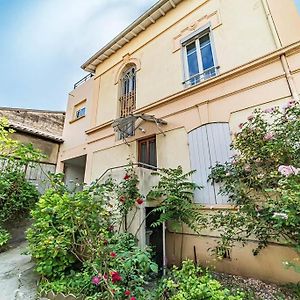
left=69, top=115, right=85, bottom=124
left=183, top=66, right=220, bottom=88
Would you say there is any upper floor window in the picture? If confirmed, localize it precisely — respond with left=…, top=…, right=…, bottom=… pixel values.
left=118, top=66, right=136, bottom=138
left=71, top=99, right=87, bottom=123
left=75, top=107, right=86, bottom=119
left=182, top=28, right=217, bottom=87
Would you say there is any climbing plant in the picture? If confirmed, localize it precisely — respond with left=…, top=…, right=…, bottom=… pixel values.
left=207, top=100, right=300, bottom=269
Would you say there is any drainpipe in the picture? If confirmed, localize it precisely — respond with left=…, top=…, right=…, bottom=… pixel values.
left=261, top=0, right=300, bottom=101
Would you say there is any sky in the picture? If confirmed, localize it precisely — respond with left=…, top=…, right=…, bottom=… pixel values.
left=0, top=0, right=299, bottom=111
left=0, top=0, right=156, bottom=111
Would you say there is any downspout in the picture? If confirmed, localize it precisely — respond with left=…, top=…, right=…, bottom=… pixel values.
left=261, top=0, right=299, bottom=101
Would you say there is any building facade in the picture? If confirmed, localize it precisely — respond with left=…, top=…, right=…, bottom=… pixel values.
left=58, top=0, right=300, bottom=283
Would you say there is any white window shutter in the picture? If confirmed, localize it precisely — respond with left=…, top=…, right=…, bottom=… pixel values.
left=188, top=123, right=231, bottom=204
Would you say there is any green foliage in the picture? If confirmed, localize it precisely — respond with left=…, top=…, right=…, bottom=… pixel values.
left=115, top=164, right=144, bottom=232
left=27, top=175, right=114, bottom=277
left=148, top=166, right=205, bottom=231
left=0, top=117, right=42, bottom=247
left=0, top=228, right=10, bottom=247
left=155, top=260, right=244, bottom=300
left=28, top=173, right=158, bottom=299
left=38, top=233, right=158, bottom=300
left=208, top=101, right=300, bottom=264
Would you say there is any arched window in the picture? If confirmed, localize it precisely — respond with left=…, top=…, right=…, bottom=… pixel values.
left=118, top=65, right=136, bottom=138
left=120, top=65, right=136, bottom=118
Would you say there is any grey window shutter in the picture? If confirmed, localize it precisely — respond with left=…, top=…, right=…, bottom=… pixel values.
left=188, top=123, right=231, bottom=204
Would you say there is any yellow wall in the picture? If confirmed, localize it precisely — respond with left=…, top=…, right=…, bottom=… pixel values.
left=91, top=0, right=279, bottom=126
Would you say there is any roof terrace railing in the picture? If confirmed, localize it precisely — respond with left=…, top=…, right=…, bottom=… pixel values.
left=74, top=73, right=94, bottom=89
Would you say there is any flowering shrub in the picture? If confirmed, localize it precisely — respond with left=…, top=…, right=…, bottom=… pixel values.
left=154, top=260, right=244, bottom=300
left=39, top=232, right=158, bottom=299
left=208, top=100, right=300, bottom=264
left=116, top=165, right=144, bottom=232
left=28, top=169, right=158, bottom=299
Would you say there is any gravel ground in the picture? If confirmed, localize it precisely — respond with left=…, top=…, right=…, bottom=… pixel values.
left=213, top=271, right=299, bottom=300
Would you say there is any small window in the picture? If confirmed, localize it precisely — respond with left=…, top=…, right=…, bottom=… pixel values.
left=138, top=136, right=157, bottom=169
left=183, top=29, right=217, bottom=87
left=75, top=107, right=86, bottom=119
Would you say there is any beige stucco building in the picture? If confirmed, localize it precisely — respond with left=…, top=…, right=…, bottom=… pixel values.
left=58, top=0, right=300, bottom=283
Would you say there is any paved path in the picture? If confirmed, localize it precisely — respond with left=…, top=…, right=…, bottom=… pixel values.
left=0, top=242, right=38, bottom=300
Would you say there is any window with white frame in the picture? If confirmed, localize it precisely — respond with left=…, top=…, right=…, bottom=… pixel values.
left=182, top=28, right=217, bottom=87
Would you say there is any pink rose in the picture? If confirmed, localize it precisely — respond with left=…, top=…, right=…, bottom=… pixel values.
left=91, top=276, right=101, bottom=286
left=247, top=115, right=254, bottom=121
left=264, top=107, right=274, bottom=113
left=263, top=132, right=275, bottom=141
left=281, top=100, right=296, bottom=111
left=244, top=164, right=251, bottom=172
left=278, top=165, right=299, bottom=176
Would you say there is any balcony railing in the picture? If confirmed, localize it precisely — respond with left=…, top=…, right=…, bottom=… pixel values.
left=74, top=73, right=94, bottom=89
left=119, top=90, right=136, bottom=117
left=183, top=66, right=218, bottom=88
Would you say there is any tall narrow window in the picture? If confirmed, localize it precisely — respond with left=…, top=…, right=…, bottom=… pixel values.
left=183, top=30, right=217, bottom=87
left=119, top=66, right=136, bottom=138
left=138, top=136, right=157, bottom=169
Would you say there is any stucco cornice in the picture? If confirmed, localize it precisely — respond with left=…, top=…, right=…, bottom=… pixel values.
left=81, top=0, right=183, bottom=72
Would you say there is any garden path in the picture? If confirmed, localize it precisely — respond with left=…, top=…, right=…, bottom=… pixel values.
left=0, top=242, right=38, bottom=300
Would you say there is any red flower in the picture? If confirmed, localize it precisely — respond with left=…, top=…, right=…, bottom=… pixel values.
left=130, top=297, right=136, bottom=300
left=119, top=195, right=126, bottom=203
left=124, top=174, right=130, bottom=180
left=136, top=198, right=144, bottom=205
left=103, top=273, right=108, bottom=280
left=111, top=271, right=122, bottom=283
left=110, top=252, right=117, bottom=258
left=124, top=290, right=131, bottom=296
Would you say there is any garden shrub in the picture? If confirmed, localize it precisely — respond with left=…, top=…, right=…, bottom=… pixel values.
left=27, top=175, right=114, bottom=277
left=0, top=117, right=42, bottom=246
left=155, top=260, right=244, bottom=300
left=207, top=100, right=300, bottom=267
left=28, top=172, right=158, bottom=299
left=147, top=166, right=205, bottom=231
left=39, top=233, right=158, bottom=300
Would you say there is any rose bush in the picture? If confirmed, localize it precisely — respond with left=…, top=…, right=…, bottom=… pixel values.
left=207, top=100, right=300, bottom=267
left=28, top=168, right=158, bottom=299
